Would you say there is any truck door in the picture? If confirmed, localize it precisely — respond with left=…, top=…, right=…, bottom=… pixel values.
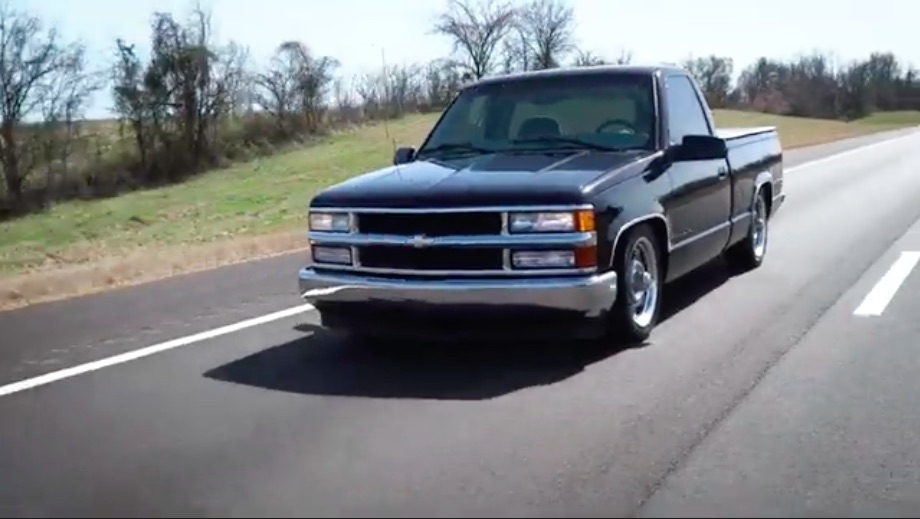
left=661, top=74, right=732, bottom=281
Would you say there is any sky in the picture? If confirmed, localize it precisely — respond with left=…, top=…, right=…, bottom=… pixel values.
left=19, top=0, right=917, bottom=120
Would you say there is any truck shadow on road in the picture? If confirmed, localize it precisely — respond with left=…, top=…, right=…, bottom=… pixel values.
left=204, top=259, right=734, bottom=400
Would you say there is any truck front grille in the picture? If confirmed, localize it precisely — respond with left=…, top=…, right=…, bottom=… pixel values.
left=357, top=212, right=502, bottom=236
left=308, top=205, right=596, bottom=276
left=358, top=245, right=503, bottom=271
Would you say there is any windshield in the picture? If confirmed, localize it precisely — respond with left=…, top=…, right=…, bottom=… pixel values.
left=418, top=72, right=657, bottom=158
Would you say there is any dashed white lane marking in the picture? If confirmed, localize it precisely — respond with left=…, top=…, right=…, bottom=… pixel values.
left=854, top=251, right=920, bottom=317
left=1, top=129, right=918, bottom=399
left=0, top=303, right=316, bottom=398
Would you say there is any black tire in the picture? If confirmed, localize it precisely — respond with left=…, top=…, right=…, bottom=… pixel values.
left=608, top=223, right=664, bottom=344
left=725, top=187, right=769, bottom=271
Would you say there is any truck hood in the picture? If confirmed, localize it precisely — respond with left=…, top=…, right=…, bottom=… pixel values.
left=311, top=150, right=656, bottom=209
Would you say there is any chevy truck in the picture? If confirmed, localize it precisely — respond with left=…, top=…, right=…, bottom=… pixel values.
left=298, top=65, right=785, bottom=343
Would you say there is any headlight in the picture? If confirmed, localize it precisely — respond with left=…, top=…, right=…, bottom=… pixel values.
left=309, top=211, right=350, bottom=232
left=508, top=209, right=595, bottom=233
left=311, top=246, right=352, bottom=265
left=511, top=246, right=597, bottom=269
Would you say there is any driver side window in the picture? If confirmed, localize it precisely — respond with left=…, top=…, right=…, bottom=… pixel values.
left=665, top=75, right=712, bottom=144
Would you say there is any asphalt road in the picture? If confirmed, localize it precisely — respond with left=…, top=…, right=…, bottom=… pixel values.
left=3, top=127, right=920, bottom=517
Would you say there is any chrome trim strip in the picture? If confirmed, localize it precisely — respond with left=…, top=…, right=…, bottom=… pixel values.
left=607, top=212, right=750, bottom=270
left=309, top=231, right=597, bottom=247
left=348, top=212, right=358, bottom=233
left=308, top=204, right=594, bottom=214
left=351, top=245, right=361, bottom=267
left=311, top=263, right=597, bottom=277
left=299, top=268, right=618, bottom=317
left=731, top=211, right=751, bottom=223
left=671, top=220, right=732, bottom=251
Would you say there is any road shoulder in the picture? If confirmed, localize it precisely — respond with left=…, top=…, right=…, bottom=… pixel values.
left=638, top=206, right=920, bottom=517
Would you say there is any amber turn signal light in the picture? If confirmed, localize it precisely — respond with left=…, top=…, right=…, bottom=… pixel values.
left=575, top=209, right=596, bottom=233
left=574, top=244, right=598, bottom=268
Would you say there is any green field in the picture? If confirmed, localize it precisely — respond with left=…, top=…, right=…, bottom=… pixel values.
left=1, top=109, right=919, bottom=308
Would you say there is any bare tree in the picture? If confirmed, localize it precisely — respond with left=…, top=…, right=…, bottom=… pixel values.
left=424, top=59, right=463, bottom=109
left=255, top=41, right=338, bottom=134
left=112, top=39, right=155, bottom=172
left=515, top=0, right=576, bottom=70
left=330, top=77, right=361, bottom=124
left=432, top=0, right=516, bottom=80
left=35, top=44, right=104, bottom=194
left=683, top=55, right=734, bottom=108
left=500, top=29, right=533, bottom=73
left=219, top=41, right=252, bottom=121
left=254, top=47, right=298, bottom=124
left=729, top=51, right=918, bottom=119
left=572, top=49, right=607, bottom=67
left=571, top=48, right=631, bottom=67
left=613, top=48, right=633, bottom=65
left=354, top=71, right=384, bottom=119
left=0, top=2, right=97, bottom=208
left=112, top=7, right=250, bottom=182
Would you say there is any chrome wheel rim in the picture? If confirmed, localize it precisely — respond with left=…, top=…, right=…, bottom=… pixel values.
left=627, top=237, right=659, bottom=328
left=752, top=194, right=768, bottom=259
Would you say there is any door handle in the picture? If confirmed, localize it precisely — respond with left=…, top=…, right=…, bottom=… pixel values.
left=717, top=167, right=728, bottom=178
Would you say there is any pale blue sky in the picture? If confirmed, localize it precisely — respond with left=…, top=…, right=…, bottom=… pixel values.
left=20, top=0, right=915, bottom=119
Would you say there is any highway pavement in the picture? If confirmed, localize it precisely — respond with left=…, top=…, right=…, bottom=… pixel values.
left=3, top=127, right=920, bottom=517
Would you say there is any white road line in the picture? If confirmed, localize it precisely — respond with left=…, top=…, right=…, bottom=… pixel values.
left=1, top=129, right=919, bottom=399
left=854, top=251, right=920, bottom=317
left=0, top=303, right=316, bottom=398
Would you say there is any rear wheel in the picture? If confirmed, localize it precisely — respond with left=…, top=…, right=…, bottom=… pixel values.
left=608, top=224, right=663, bottom=344
left=725, top=187, right=769, bottom=271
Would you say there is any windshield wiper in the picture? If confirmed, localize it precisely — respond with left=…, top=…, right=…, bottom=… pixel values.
left=510, top=136, right=625, bottom=152
left=417, top=142, right=496, bottom=157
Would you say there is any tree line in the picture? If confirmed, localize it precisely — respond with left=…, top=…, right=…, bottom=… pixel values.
left=0, top=0, right=918, bottom=219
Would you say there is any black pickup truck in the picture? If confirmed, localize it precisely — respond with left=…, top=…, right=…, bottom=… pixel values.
left=298, top=65, right=785, bottom=343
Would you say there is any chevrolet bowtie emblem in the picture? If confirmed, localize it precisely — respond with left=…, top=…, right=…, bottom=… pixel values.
left=410, top=235, right=433, bottom=248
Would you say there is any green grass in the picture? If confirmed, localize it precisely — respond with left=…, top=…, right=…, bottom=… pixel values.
left=0, top=114, right=436, bottom=275
left=1, top=109, right=919, bottom=278
left=852, top=110, right=920, bottom=125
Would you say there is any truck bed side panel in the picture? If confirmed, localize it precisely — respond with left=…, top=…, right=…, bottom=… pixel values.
left=722, top=127, right=783, bottom=248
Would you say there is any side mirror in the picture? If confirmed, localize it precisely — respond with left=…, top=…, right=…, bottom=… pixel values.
left=674, top=134, right=728, bottom=161
left=393, top=146, right=416, bottom=165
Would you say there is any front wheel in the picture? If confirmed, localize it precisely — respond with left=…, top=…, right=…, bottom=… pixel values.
left=608, top=223, right=663, bottom=344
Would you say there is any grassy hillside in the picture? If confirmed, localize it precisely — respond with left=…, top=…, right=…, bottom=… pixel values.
left=1, top=109, right=919, bottom=308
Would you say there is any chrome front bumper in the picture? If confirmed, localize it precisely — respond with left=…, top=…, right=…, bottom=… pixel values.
left=298, top=268, right=618, bottom=317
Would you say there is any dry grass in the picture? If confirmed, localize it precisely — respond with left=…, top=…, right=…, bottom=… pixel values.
left=0, top=231, right=309, bottom=309
left=1, top=109, right=918, bottom=310
left=714, top=109, right=918, bottom=148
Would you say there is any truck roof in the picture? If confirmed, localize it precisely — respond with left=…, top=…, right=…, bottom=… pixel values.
left=469, top=64, right=688, bottom=88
